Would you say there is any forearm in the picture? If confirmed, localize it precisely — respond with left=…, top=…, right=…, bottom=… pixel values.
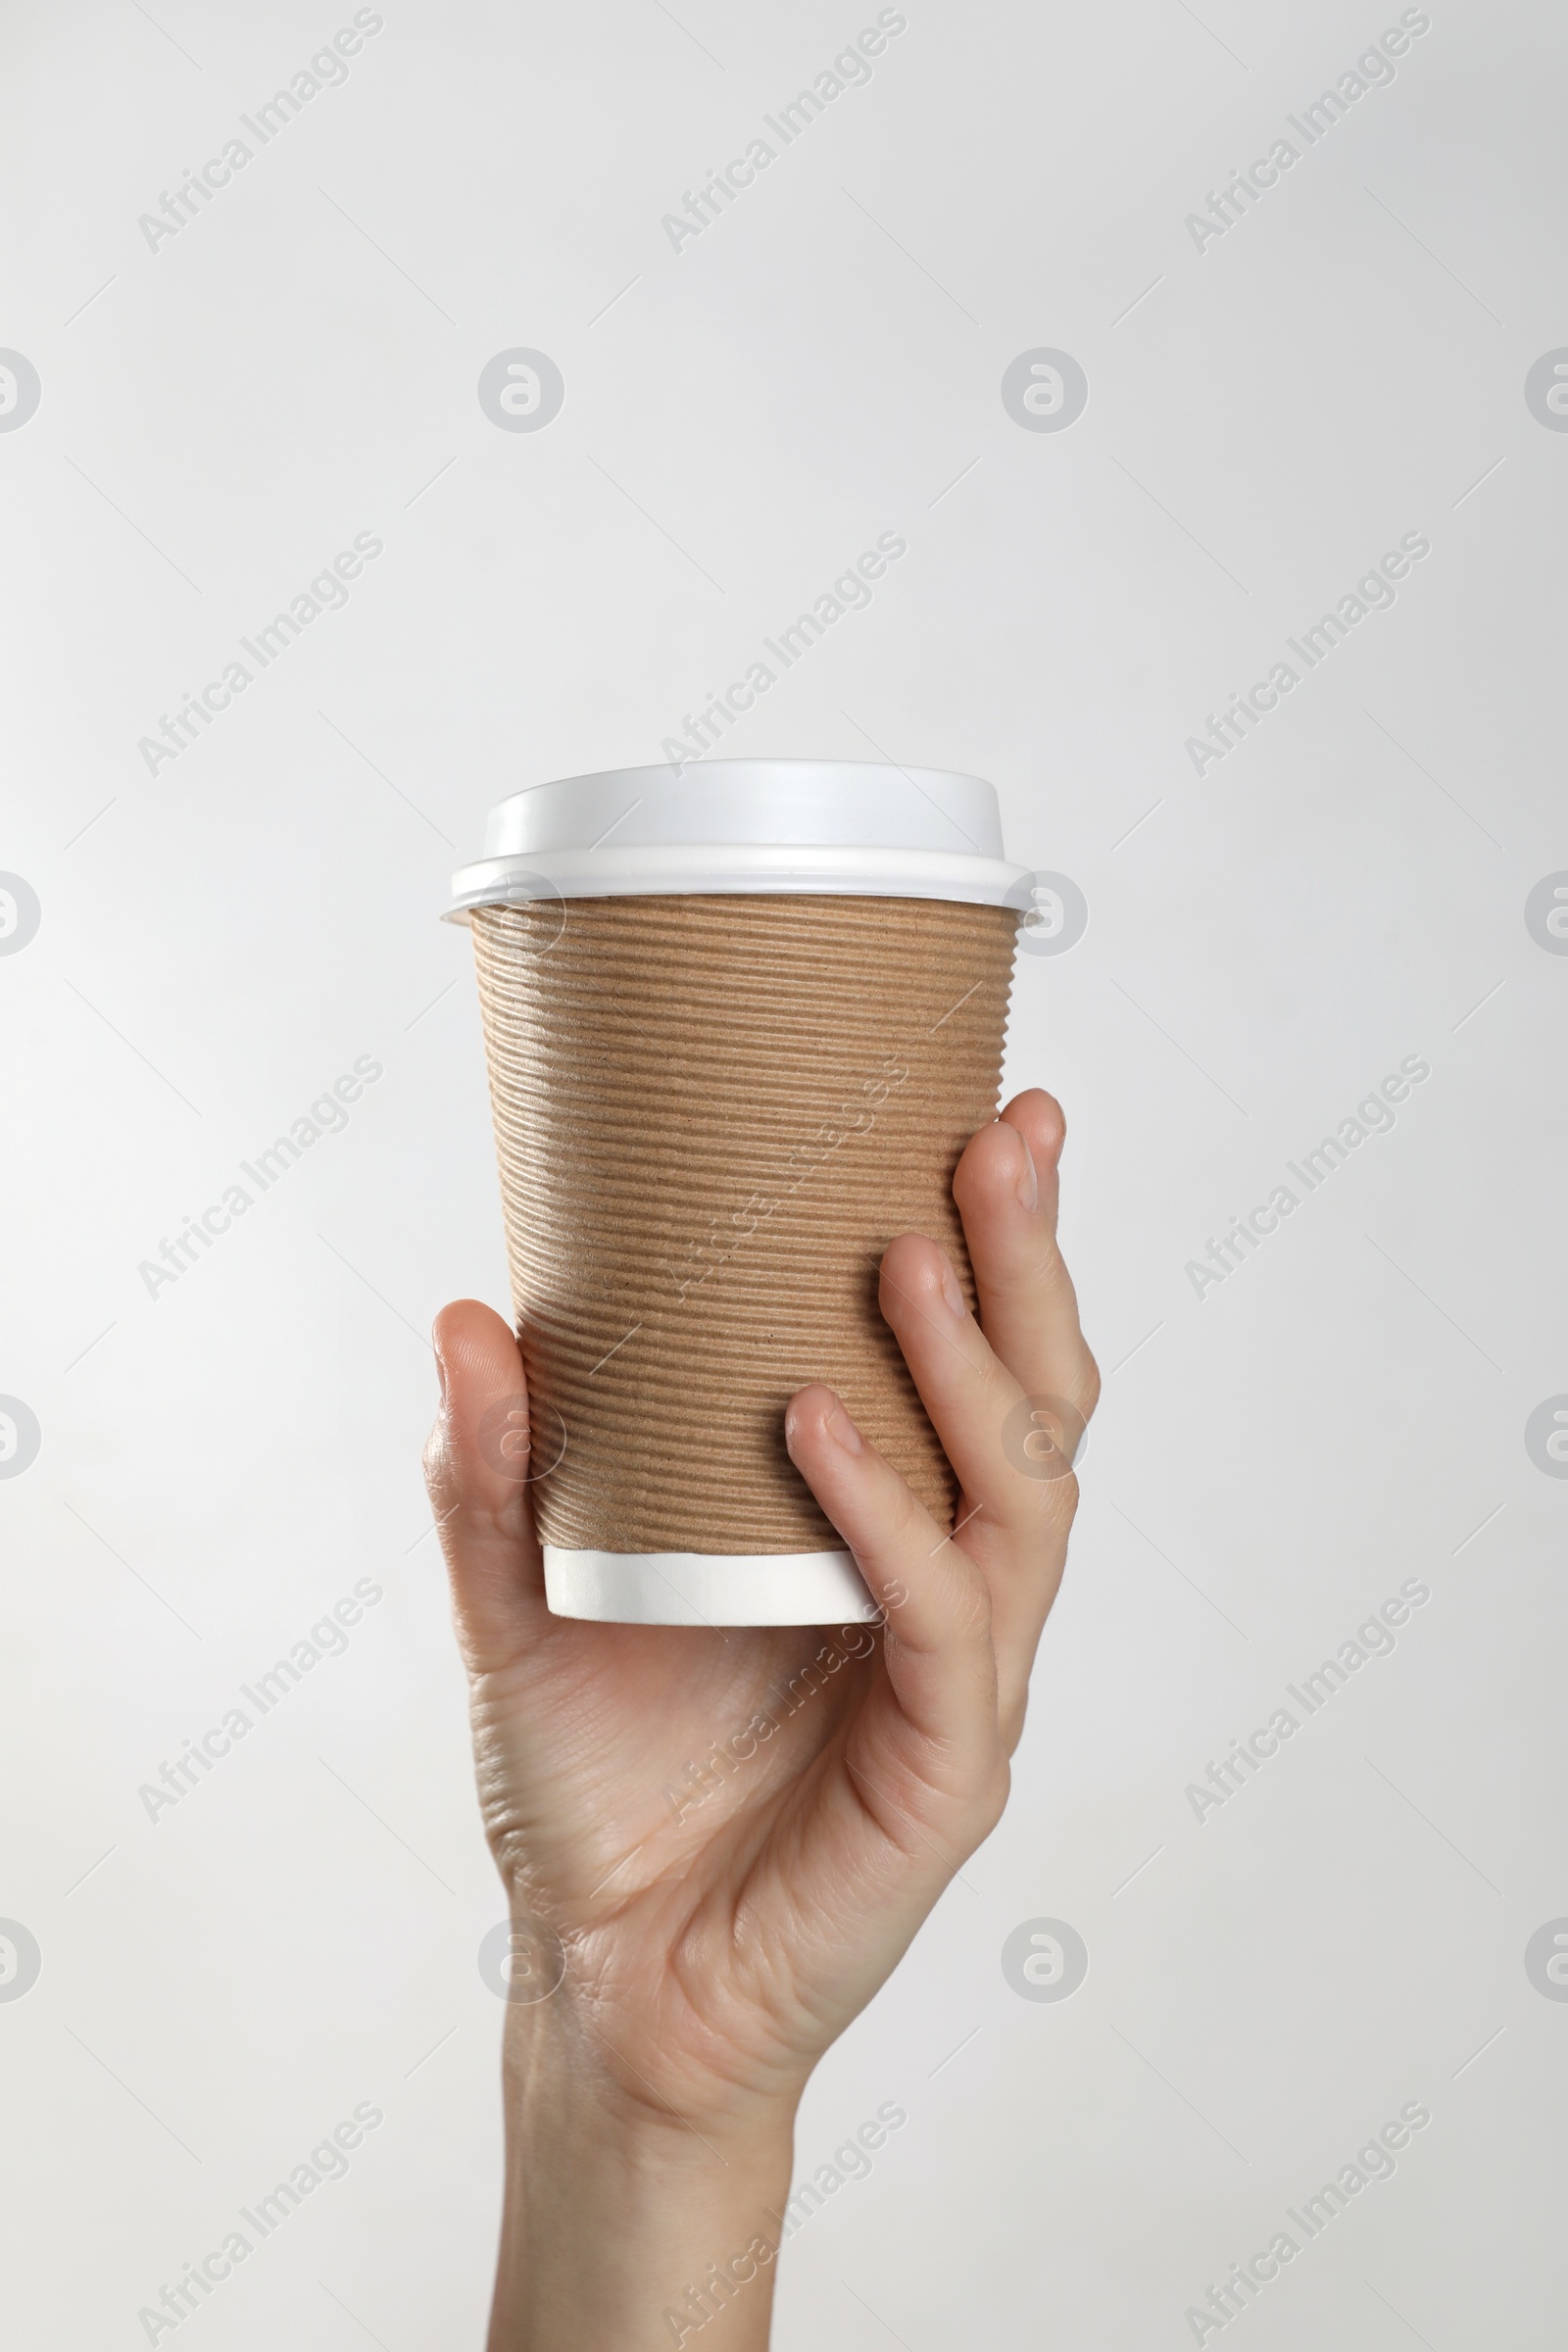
left=489, top=2008, right=798, bottom=2351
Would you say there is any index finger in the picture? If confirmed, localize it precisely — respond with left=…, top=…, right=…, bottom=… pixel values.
left=424, top=1299, right=550, bottom=1674
left=953, top=1089, right=1099, bottom=1420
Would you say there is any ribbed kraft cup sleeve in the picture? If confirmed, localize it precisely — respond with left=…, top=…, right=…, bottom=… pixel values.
left=470, top=894, right=1019, bottom=1554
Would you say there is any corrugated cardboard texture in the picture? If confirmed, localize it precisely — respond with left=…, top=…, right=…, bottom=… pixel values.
left=470, top=894, right=1018, bottom=1553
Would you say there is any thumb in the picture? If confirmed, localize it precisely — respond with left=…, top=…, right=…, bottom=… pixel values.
left=424, top=1298, right=550, bottom=1673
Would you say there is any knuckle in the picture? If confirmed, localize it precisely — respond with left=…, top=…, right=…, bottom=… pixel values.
left=1019, top=1463, right=1078, bottom=1523
left=1045, top=1473, right=1081, bottom=1535
left=889, top=1466, right=941, bottom=1550
left=1037, top=1233, right=1072, bottom=1293
left=931, top=1534, right=993, bottom=1637
left=974, top=1755, right=1011, bottom=1838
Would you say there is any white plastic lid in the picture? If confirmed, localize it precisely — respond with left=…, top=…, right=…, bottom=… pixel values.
left=446, top=760, right=1029, bottom=916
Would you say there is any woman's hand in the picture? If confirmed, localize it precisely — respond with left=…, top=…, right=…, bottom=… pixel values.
left=425, top=1089, right=1097, bottom=2350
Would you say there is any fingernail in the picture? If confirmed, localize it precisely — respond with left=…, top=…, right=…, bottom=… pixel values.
left=434, top=1348, right=449, bottom=1406
left=940, top=1260, right=967, bottom=1320
left=826, top=1403, right=864, bottom=1455
left=1015, top=1132, right=1039, bottom=1212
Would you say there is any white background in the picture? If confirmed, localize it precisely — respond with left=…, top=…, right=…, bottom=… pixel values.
left=3, top=0, right=1565, bottom=2344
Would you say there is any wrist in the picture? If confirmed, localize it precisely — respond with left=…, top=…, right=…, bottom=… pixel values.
left=490, top=2000, right=800, bottom=2351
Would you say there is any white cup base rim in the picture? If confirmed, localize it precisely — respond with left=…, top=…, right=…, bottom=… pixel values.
left=542, top=1545, right=880, bottom=1626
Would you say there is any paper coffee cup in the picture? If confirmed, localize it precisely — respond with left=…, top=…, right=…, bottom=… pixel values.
left=447, top=761, right=1029, bottom=1627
